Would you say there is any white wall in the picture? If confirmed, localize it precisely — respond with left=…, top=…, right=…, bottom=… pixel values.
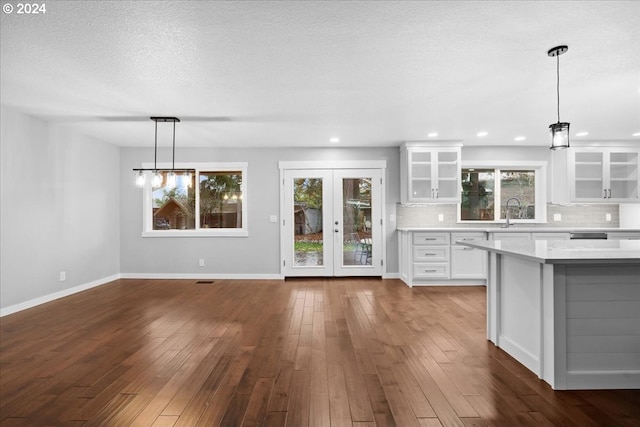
left=0, top=107, right=120, bottom=311
left=461, top=146, right=550, bottom=162
left=120, top=146, right=400, bottom=276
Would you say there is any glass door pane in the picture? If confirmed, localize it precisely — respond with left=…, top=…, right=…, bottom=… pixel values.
left=341, top=177, right=373, bottom=266
left=574, top=151, right=604, bottom=199
left=282, top=170, right=333, bottom=277
left=333, top=169, right=382, bottom=277
left=609, top=151, right=638, bottom=199
left=436, top=150, right=459, bottom=199
left=293, top=178, right=324, bottom=267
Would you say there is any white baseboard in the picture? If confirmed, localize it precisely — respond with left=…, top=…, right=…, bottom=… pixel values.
left=0, top=274, right=121, bottom=317
left=382, top=272, right=401, bottom=279
left=498, top=334, right=540, bottom=377
left=1, top=271, right=402, bottom=316
left=566, top=370, right=640, bottom=390
left=120, top=273, right=285, bottom=280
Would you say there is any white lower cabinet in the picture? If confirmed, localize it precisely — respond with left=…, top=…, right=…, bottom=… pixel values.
left=450, top=232, right=487, bottom=279
left=607, top=232, right=640, bottom=240
left=490, top=232, right=531, bottom=240
left=532, top=232, right=570, bottom=240
left=412, top=232, right=450, bottom=279
left=399, top=231, right=487, bottom=286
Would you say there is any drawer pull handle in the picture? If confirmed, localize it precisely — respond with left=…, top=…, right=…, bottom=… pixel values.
left=423, top=238, right=437, bottom=240
left=462, top=247, right=473, bottom=250
left=424, top=253, right=437, bottom=256
left=424, top=269, right=437, bottom=273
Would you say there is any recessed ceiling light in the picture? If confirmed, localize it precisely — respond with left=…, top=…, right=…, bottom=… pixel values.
left=477, top=131, right=488, bottom=137
left=575, top=131, right=589, bottom=137
left=427, top=132, right=438, bottom=138
left=514, top=136, right=526, bottom=141
left=633, top=132, right=640, bottom=137
left=329, top=137, right=340, bottom=143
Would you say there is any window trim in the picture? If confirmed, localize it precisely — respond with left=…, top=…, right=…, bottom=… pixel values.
left=140, top=162, right=248, bottom=237
left=458, top=161, right=547, bottom=224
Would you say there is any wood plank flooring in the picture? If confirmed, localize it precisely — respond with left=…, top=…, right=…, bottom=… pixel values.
left=1, top=278, right=639, bottom=426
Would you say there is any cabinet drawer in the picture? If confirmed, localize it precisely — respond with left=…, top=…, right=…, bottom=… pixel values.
left=532, top=232, right=570, bottom=240
left=490, top=232, right=531, bottom=240
left=413, top=246, right=449, bottom=262
left=451, top=232, right=486, bottom=244
left=413, top=232, right=450, bottom=245
left=413, top=263, right=449, bottom=279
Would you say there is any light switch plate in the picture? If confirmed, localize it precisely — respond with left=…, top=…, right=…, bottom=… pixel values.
left=606, top=213, right=612, bottom=221
left=269, top=215, right=278, bottom=223
left=553, top=213, right=561, bottom=221
left=438, top=213, right=444, bottom=222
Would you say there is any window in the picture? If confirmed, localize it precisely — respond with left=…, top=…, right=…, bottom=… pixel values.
left=141, top=163, right=247, bottom=237
left=459, top=162, right=547, bottom=223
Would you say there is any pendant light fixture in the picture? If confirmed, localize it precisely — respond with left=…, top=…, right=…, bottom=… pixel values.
left=133, top=117, right=191, bottom=188
left=548, top=45, right=570, bottom=150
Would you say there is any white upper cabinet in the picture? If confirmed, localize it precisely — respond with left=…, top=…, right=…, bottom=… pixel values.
left=551, top=145, right=639, bottom=204
left=400, top=143, right=461, bottom=203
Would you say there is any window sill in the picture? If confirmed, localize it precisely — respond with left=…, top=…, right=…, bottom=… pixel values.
left=142, top=229, right=249, bottom=238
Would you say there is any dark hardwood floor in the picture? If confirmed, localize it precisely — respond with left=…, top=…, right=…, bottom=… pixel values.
left=1, top=278, right=638, bottom=426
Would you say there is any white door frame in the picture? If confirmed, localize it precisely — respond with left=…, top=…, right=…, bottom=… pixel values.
left=279, top=161, right=387, bottom=277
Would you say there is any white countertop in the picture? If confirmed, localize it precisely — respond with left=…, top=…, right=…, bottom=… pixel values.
left=396, top=227, right=640, bottom=233
left=456, top=239, right=640, bottom=264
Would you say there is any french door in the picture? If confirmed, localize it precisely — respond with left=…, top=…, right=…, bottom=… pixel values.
left=281, top=168, right=383, bottom=277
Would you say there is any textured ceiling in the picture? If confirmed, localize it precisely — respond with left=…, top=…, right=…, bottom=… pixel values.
left=1, top=1, right=639, bottom=148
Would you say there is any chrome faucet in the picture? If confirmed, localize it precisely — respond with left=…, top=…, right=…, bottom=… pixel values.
left=503, top=197, right=522, bottom=228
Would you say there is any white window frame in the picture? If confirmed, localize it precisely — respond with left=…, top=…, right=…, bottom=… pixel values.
left=140, top=162, right=248, bottom=237
left=458, top=161, right=547, bottom=224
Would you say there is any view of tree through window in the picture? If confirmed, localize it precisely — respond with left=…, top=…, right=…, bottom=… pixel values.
left=200, top=171, right=243, bottom=228
left=461, top=168, right=536, bottom=222
left=151, top=170, right=243, bottom=230
left=152, top=171, right=195, bottom=230
left=499, top=171, right=535, bottom=220
left=461, top=169, right=494, bottom=221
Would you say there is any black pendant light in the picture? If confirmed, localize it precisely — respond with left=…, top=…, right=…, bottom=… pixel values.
left=548, top=45, right=570, bottom=150
left=133, top=117, right=191, bottom=188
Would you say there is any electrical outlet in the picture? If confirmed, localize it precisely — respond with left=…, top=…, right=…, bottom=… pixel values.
left=199, top=259, right=205, bottom=267
left=269, top=215, right=278, bottom=223
left=389, top=214, right=395, bottom=222
left=606, top=213, right=612, bottom=221
left=59, top=271, right=66, bottom=281
left=438, top=213, right=444, bottom=222
left=553, top=213, right=562, bottom=221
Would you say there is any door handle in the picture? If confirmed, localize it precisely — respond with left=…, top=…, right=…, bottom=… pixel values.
left=335, top=229, right=339, bottom=233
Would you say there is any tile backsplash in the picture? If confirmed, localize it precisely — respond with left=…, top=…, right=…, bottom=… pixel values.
left=396, top=204, right=619, bottom=229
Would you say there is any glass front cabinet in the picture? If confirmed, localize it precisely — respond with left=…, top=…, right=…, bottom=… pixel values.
left=570, top=147, right=639, bottom=202
left=400, top=143, right=462, bottom=203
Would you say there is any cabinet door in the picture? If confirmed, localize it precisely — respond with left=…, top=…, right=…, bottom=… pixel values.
left=572, top=150, right=605, bottom=200
left=403, top=146, right=461, bottom=203
left=607, top=149, right=639, bottom=200
left=571, top=148, right=639, bottom=202
left=434, top=149, right=461, bottom=202
left=451, top=232, right=486, bottom=279
left=408, top=150, right=433, bottom=201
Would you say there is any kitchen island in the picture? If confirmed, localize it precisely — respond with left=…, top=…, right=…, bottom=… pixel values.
left=456, top=238, right=640, bottom=390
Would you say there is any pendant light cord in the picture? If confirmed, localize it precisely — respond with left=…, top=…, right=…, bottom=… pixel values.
left=153, top=119, right=158, bottom=172
left=172, top=120, right=176, bottom=171
left=556, top=54, right=560, bottom=123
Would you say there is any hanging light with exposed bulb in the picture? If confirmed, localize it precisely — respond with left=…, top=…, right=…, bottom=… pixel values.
left=548, top=45, right=570, bottom=150
left=133, top=117, right=190, bottom=187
